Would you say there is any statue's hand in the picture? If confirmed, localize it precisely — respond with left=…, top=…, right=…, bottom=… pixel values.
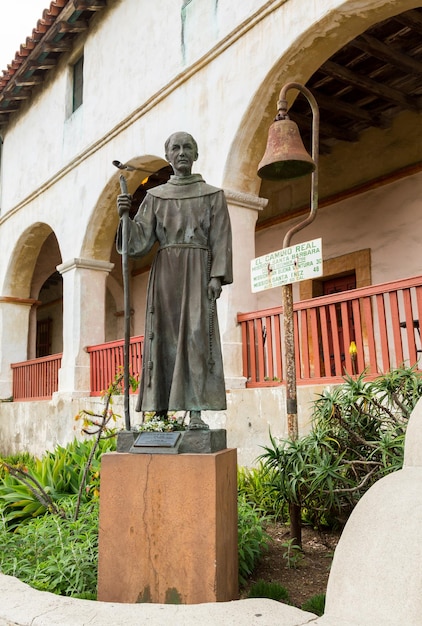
left=117, top=193, right=132, bottom=217
left=208, top=277, right=222, bottom=300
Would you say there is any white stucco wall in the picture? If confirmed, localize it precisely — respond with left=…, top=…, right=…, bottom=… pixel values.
left=0, top=0, right=421, bottom=460
left=0, top=382, right=327, bottom=467
left=256, top=172, right=422, bottom=310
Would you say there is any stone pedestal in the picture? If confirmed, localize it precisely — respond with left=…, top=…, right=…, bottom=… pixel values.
left=116, top=428, right=227, bottom=454
left=97, top=449, right=238, bottom=604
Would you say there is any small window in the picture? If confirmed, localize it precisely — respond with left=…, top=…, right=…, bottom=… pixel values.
left=72, top=55, right=84, bottom=112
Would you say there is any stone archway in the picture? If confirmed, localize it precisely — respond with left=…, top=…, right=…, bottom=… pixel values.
left=81, top=155, right=169, bottom=261
left=218, top=0, right=422, bottom=381
left=0, top=223, right=63, bottom=394
left=79, top=154, right=169, bottom=344
left=222, top=0, right=422, bottom=195
left=2, top=222, right=57, bottom=298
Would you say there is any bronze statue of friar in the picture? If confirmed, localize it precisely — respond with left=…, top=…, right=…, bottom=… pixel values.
left=117, top=132, right=233, bottom=430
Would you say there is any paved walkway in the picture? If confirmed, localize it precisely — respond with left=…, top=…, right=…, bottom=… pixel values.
left=0, top=573, right=318, bottom=626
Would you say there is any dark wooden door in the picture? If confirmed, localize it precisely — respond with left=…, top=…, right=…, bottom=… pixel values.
left=323, top=274, right=356, bottom=375
left=36, top=318, right=52, bottom=357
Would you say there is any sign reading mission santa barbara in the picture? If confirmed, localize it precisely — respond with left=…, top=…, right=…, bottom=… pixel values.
left=251, top=237, right=322, bottom=293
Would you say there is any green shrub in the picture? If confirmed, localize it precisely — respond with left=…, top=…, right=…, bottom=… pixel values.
left=301, top=593, right=325, bottom=616
left=238, top=464, right=286, bottom=521
left=259, top=366, right=421, bottom=529
left=0, top=452, right=37, bottom=478
left=238, top=495, right=270, bottom=587
left=0, top=497, right=98, bottom=598
left=0, top=437, right=116, bottom=527
left=2, top=490, right=270, bottom=596
left=248, top=579, right=290, bottom=602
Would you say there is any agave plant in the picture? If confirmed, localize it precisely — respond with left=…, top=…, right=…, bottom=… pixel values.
left=259, top=365, right=422, bottom=530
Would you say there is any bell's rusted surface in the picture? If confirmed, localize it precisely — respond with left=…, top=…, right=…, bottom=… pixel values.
left=257, top=118, right=315, bottom=181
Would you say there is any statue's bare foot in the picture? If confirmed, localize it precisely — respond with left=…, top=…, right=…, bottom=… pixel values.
left=189, top=410, right=209, bottom=430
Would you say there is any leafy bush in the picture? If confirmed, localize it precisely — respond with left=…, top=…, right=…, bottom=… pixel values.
left=0, top=437, right=115, bottom=527
left=259, top=366, right=422, bottom=528
left=1, top=488, right=270, bottom=596
left=248, top=579, right=290, bottom=602
left=0, top=452, right=37, bottom=478
left=0, top=497, right=99, bottom=598
left=301, top=593, right=325, bottom=616
left=1, top=434, right=270, bottom=595
left=238, top=495, right=270, bottom=586
left=238, top=464, right=286, bottom=521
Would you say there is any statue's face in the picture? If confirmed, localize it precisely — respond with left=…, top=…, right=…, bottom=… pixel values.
left=165, top=132, right=198, bottom=176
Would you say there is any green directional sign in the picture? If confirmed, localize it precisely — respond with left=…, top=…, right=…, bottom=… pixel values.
left=251, top=237, right=322, bottom=293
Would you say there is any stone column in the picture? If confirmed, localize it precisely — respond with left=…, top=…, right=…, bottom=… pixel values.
left=220, top=189, right=267, bottom=388
left=0, top=296, right=39, bottom=398
left=56, top=258, right=114, bottom=396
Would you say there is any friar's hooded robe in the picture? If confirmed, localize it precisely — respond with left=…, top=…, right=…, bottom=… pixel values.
left=117, top=173, right=233, bottom=413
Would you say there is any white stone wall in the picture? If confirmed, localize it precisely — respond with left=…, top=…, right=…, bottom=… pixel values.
left=256, top=172, right=422, bottom=311
left=0, top=0, right=421, bottom=460
left=0, top=383, right=328, bottom=467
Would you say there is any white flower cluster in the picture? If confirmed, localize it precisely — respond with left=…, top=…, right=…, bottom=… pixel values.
left=136, top=412, right=186, bottom=432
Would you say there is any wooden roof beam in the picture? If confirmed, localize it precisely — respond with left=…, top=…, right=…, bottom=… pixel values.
left=73, top=0, right=107, bottom=11
left=0, top=105, right=19, bottom=113
left=352, top=33, right=422, bottom=75
left=14, top=76, right=44, bottom=87
left=58, top=20, right=88, bottom=34
left=28, top=59, right=58, bottom=71
left=290, top=111, right=359, bottom=143
left=321, top=60, right=420, bottom=111
left=312, top=91, right=389, bottom=127
left=396, top=9, right=422, bottom=35
left=0, top=89, right=32, bottom=101
left=41, top=41, right=73, bottom=53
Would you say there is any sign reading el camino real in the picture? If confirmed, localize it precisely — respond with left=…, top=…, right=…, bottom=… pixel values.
left=251, top=237, right=323, bottom=292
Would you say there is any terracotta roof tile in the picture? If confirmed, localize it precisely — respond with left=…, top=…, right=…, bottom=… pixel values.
left=0, top=0, right=106, bottom=123
left=1, top=1, right=69, bottom=80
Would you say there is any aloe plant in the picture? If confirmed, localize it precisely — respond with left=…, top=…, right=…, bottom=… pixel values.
left=259, top=366, right=422, bottom=529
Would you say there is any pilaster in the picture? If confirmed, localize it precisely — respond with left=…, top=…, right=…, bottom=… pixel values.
left=0, top=296, right=38, bottom=398
left=56, top=257, right=114, bottom=395
left=221, top=189, right=268, bottom=388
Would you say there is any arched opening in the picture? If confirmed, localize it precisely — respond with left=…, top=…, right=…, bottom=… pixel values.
left=257, top=7, right=422, bottom=230
left=223, top=5, right=421, bottom=306
left=29, top=232, right=63, bottom=360
left=3, top=224, right=63, bottom=361
left=82, top=156, right=171, bottom=342
left=223, top=2, right=421, bottom=195
left=226, top=3, right=422, bottom=385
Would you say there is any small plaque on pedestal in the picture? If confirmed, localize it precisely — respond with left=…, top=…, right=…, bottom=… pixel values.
left=117, top=428, right=227, bottom=454
left=130, top=431, right=182, bottom=454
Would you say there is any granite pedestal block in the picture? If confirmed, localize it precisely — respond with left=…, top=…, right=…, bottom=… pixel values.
left=97, top=449, right=238, bottom=604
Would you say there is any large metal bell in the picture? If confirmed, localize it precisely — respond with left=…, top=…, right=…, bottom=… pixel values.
left=257, top=118, right=315, bottom=181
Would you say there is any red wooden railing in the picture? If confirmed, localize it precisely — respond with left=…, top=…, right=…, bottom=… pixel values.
left=238, top=275, right=422, bottom=387
left=10, top=276, right=422, bottom=399
left=86, top=335, right=144, bottom=396
left=11, top=353, right=62, bottom=401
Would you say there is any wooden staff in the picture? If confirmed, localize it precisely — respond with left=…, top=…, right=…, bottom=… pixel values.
left=119, top=173, right=131, bottom=431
